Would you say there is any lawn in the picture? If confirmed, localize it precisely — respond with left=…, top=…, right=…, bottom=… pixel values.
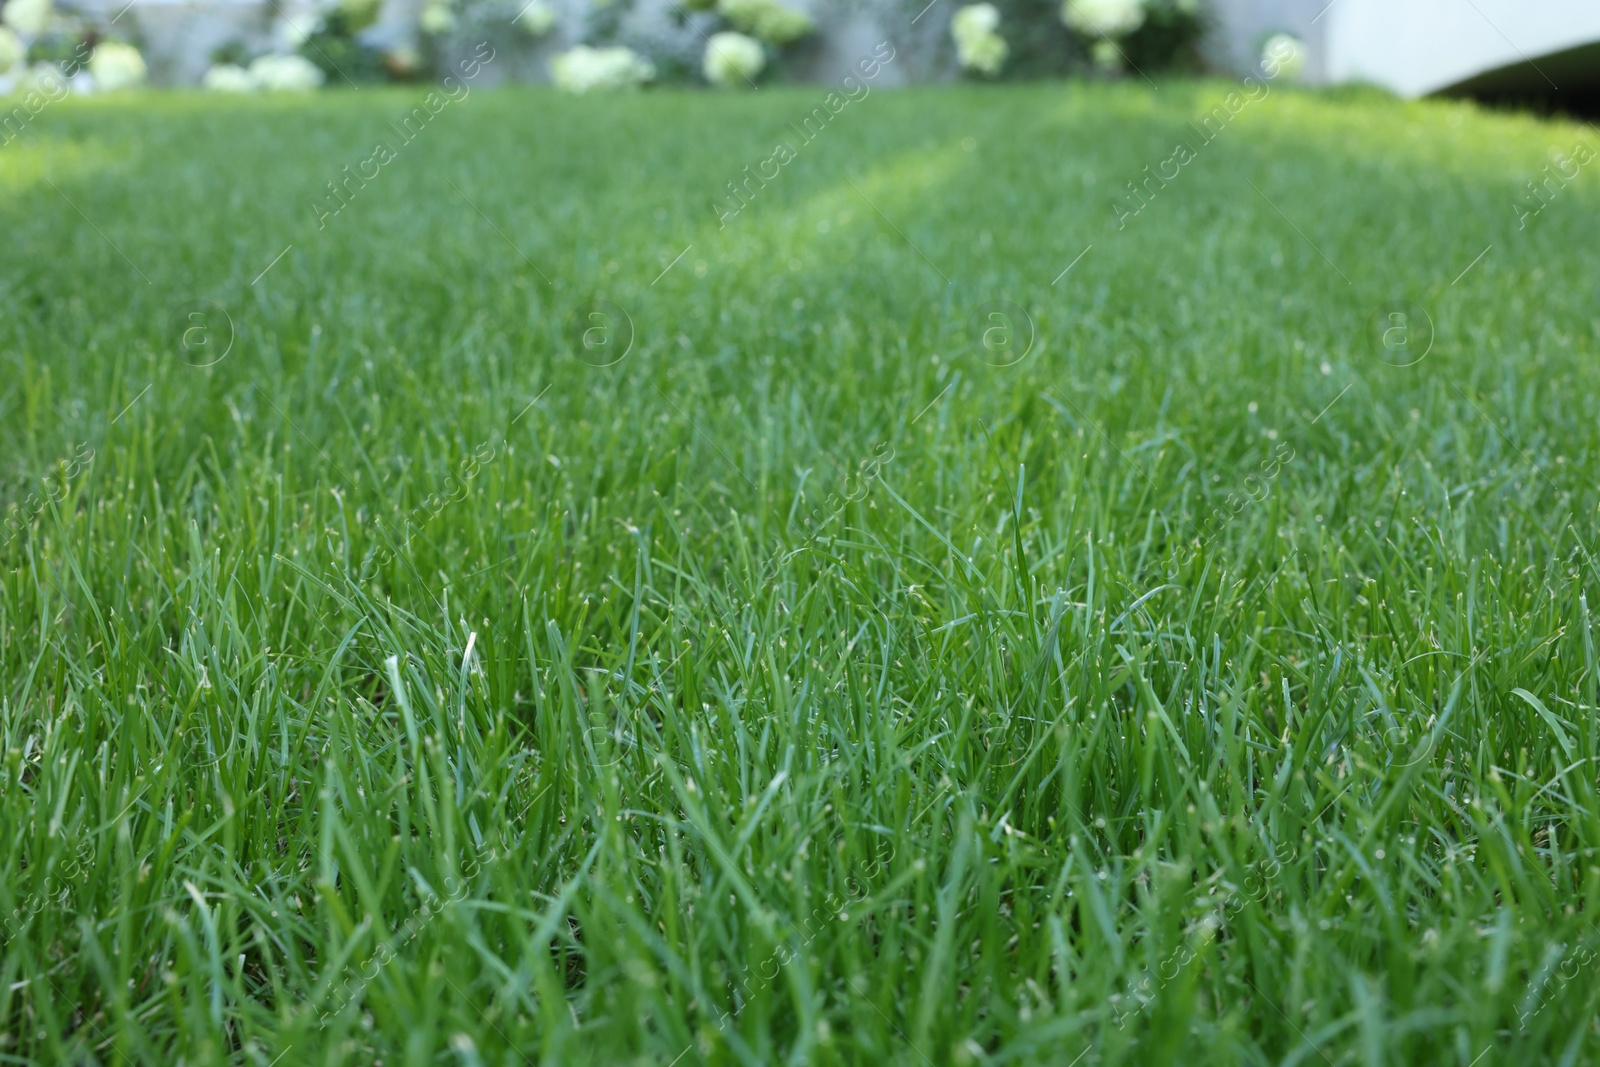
left=2, top=79, right=1599, bottom=1066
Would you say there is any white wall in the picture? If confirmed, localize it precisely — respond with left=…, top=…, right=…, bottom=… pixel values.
left=1206, top=0, right=1600, bottom=97
left=1323, top=0, right=1600, bottom=97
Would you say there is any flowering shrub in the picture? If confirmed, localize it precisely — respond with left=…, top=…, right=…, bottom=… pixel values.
left=1, top=0, right=144, bottom=99
left=515, top=0, right=556, bottom=37
left=284, top=2, right=392, bottom=84
left=951, top=4, right=1007, bottom=76
left=1117, top=0, right=1207, bottom=74
left=252, top=53, right=325, bottom=90
left=1061, top=0, right=1144, bottom=41
left=431, top=0, right=811, bottom=89
left=88, top=41, right=146, bottom=90
left=717, top=0, right=811, bottom=47
left=703, top=30, right=763, bottom=87
left=1260, top=32, right=1305, bottom=81
left=970, top=0, right=1205, bottom=80
left=550, top=45, right=654, bottom=92
left=2, top=0, right=49, bottom=37
left=202, top=63, right=257, bottom=91
left=420, top=3, right=455, bottom=35
left=0, top=0, right=1208, bottom=92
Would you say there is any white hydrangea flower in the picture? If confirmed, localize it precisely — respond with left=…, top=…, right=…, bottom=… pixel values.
left=2, top=0, right=51, bottom=37
left=957, top=33, right=1006, bottom=75
left=1061, top=0, right=1144, bottom=39
left=0, top=26, right=23, bottom=75
left=275, top=14, right=319, bottom=49
left=717, top=0, right=811, bottom=46
left=420, top=2, right=456, bottom=34
left=202, top=64, right=258, bottom=92
left=88, top=41, right=146, bottom=91
left=951, top=4, right=1006, bottom=75
left=1260, top=33, right=1306, bottom=81
left=250, top=53, right=325, bottom=91
left=515, top=0, right=555, bottom=36
left=703, top=31, right=763, bottom=88
left=951, top=2, right=998, bottom=40
left=549, top=46, right=655, bottom=93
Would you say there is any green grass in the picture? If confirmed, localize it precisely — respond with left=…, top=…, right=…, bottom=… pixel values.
left=2, top=79, right=1600, bottom=1066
